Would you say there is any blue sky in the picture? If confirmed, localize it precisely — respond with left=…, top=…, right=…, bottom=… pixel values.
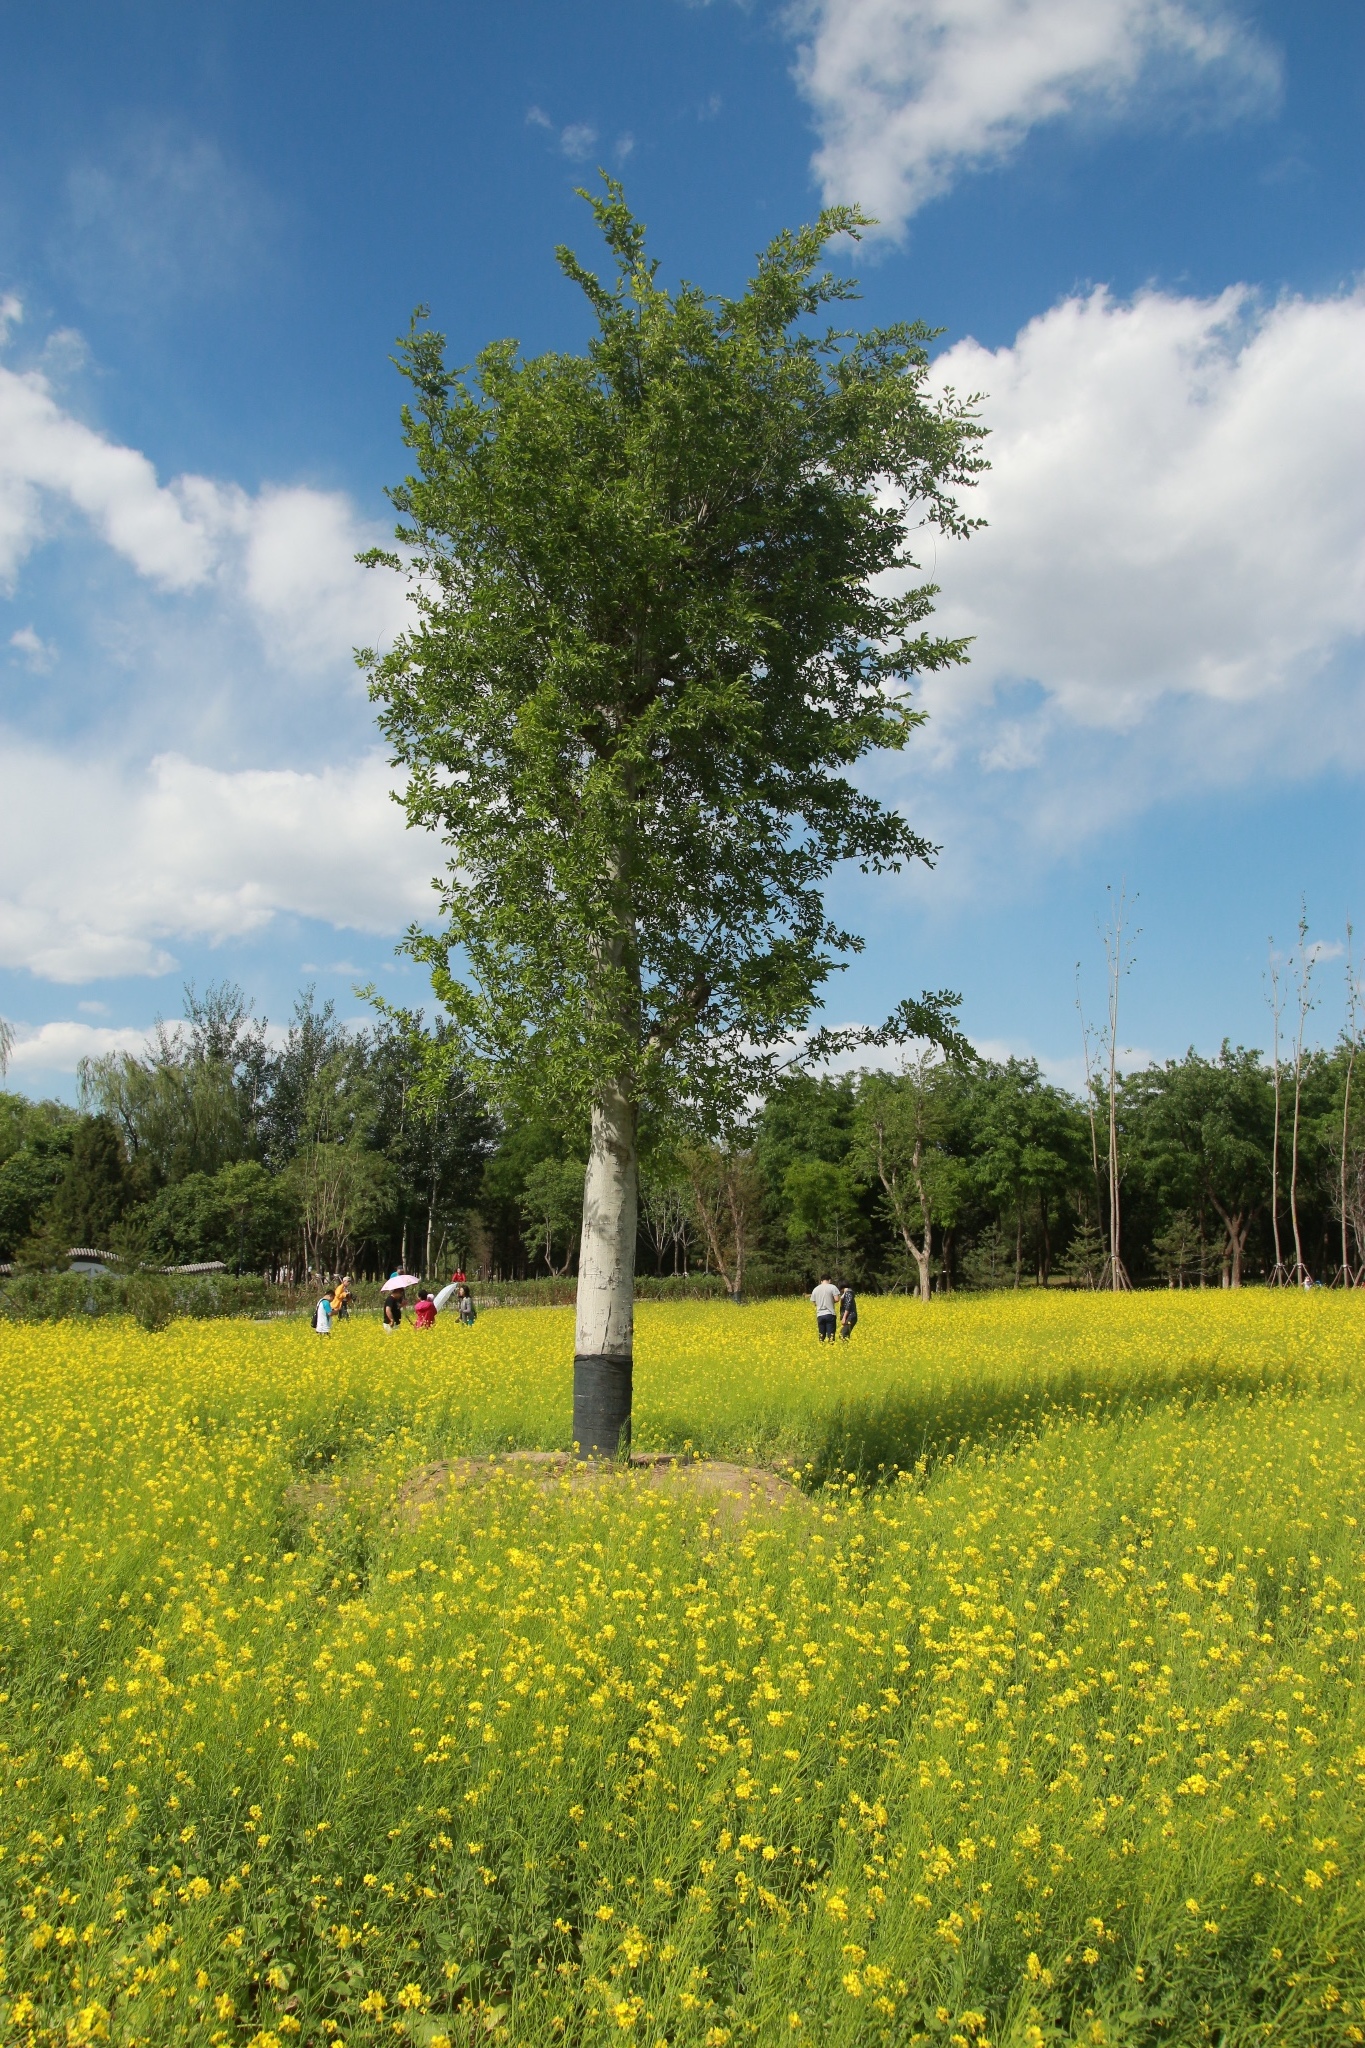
left=1, top=0, right=1363, bottom=1097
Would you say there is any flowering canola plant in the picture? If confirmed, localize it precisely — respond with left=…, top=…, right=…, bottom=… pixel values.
left=1, top=1294, right=1364, bottom=2046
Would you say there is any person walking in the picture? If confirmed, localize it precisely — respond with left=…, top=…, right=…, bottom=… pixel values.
left=314, top=1291, right=332, bottom=1336
left=457, top=1282, right=476, bottom=1327
left=838, top=1281, right=858, bottom=1340
left=810, top=1275, right=839, bottom=1342
left=413, top=1291, right=436, bottom=1330
left=382, top=1290, right=404, bottom=1331
left=330, top=1275, right=353, bottom=1321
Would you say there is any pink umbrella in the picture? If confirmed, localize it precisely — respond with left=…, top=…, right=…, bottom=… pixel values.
left=382, top=1273, right=420, bottom=1291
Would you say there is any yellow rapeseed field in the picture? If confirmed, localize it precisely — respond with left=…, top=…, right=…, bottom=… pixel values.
left=2, top=1294, right=1364, bottom=2047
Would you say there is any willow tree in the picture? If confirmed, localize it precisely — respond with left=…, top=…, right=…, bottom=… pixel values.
left=364, top=182, right=984, bottom=1452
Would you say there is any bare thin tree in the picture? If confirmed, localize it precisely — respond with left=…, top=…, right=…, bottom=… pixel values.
left=1265, top=939, right=1289, bottom=1285
left=1340, top=922, right=1360, bottom=1287
left=1288, top=902, right=1317, bottom=1285
left=1099, top=885, right=1136, bottom=1291
left=0, top=1015, right=12, bottom=1076
left=1075, top=964, right=1103, bottom=1229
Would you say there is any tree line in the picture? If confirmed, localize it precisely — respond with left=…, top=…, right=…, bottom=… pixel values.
left=1, top=979, right=1360, bottom=1291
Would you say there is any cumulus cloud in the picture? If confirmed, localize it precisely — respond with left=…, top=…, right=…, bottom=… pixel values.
left=237, top=485, right=409, bottom=670
left=5, top=1019, right=156, bottom=1076
left=8, top=625, right=56, bottom=672
left=923, top=282, right=1365, bottom=722
left=0, top=744, right=441, bottom=983
left=793, top=0, right=1278, bottom=234
left=0, top=329, right=407, bottom=664
left=0, top=339, right=219, bottom=589
left=879, top=280, right=1365, bottom=869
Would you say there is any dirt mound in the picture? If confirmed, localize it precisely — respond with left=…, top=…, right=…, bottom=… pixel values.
left=396, top=1449, right=801, bottom=1524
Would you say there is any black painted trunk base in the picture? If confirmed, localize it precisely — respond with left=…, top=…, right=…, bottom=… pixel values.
left=573, top=1352, right=633, bottom=1458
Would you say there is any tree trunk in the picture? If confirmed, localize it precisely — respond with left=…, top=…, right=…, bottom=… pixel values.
left=1039, top=1193, right=1051, bottom=1285
left=1207, top=1192, right=1248, bottom=1289
left=909, top=1134, right=933, bottom=1302
left=574, top=1081, right=638, bottom=1457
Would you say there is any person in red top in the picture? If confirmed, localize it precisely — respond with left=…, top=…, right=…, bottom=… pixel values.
left=413, top=1292, right=437, bottom=1330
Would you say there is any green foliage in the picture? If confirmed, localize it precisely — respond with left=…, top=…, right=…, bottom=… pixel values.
left=143, top=1160, right=296, bottom=1269
left=283, top=1142, right=393, bottom=1276
left=781, top=1158, right=860, bottom=1279
left=46, top=1113, right=132, bottom=1247
left=364, top=180, right=985, bottom=1135
left=0, top=1269, right=296, bottom=1322
left=1128, top=1043, right=1275, bottom=1283
left=0, top=1092, right=77, bottom=1257
left=79, top=982, right=268, bottom=1190
left=519, top=1157, right=587, bottom=1276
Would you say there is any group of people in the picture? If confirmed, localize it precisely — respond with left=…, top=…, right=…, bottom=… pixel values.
left=810, top=1275, right=857, bottom=1342
left=313, top=1271, right=477, bottom=1334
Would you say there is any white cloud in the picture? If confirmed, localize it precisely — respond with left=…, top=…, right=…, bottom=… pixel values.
left=5, top=1019, right=155, bottom=1076
left=0, top=347, right=407, bottom=665
left=560, top=123, right=599, bottom=161
left=901, top=281, right=1365, bottom=854
left=793, top=0, right=1278, bottom=234
left=237, top=485, right=409, bottom=670
left=0, top=744, right=441, bottom=983
left=0, top=353, right=219, bottom=589
left=8, top=625, right=56, bottom=672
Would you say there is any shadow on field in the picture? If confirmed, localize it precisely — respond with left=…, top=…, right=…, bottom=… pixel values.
left=802, top=1349, right=1336, bottom=1487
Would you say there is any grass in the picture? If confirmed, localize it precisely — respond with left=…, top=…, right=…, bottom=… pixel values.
left=2, top=1295, right=1364, bottom=2046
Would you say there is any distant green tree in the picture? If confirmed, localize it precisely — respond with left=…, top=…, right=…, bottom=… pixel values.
left=1151, top=1209, right=1206, bottom=1289
left=259, top=989, right=369, bottom=1171
left=639, top=1163, right=692, bottom=1277
left=0, top=1093, right=78, bottom=1258
left=520, top=1158, right=587, bottom=1277
left=143, top=1161, right=295, bottom=1271
left=48, top=1115, right=131, bottom=1249
left=782, top=1158, right=861, bottom=1282
left=284, top=1144, right=393, bottom=1278
left=969, top=1059, right=1087, bottom=1285
left=684, top=1142, right=765, bottom=1303
left=364, top=180, right=983, bottom=1449
left=1056, top=1219, right=1106, bottom=1290
left=80, top=983, right=267, bottom=1191
left=1129, top=1046, right=1272, bottom=1286
left=850, top=1060, right=971, bottom=1299
left=369, top=1009, right=495, bottom=1276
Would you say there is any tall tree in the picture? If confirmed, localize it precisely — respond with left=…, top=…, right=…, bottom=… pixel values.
left=80, top=982, right=267, bottom=1191
left=850, top=1059, right=970, bottom=1300
left=1340, top=928, right=1361, bottom=1286
left=365, top=182, right=983, bottom=1450
left=969, top=1059, right=1085, bottom=1286
left=49, top=1115, right=131, bottom=1250
left=1130, top=1046, right=1272, bottom=1287
left=369, top=1009, right=495, bottom=1274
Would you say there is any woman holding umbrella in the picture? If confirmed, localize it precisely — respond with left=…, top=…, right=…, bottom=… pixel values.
left=381, top=1270, right=419, bottom=1329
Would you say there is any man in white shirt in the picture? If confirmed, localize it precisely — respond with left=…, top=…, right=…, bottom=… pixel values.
left=810, top=1276, right=839, bottom=1342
